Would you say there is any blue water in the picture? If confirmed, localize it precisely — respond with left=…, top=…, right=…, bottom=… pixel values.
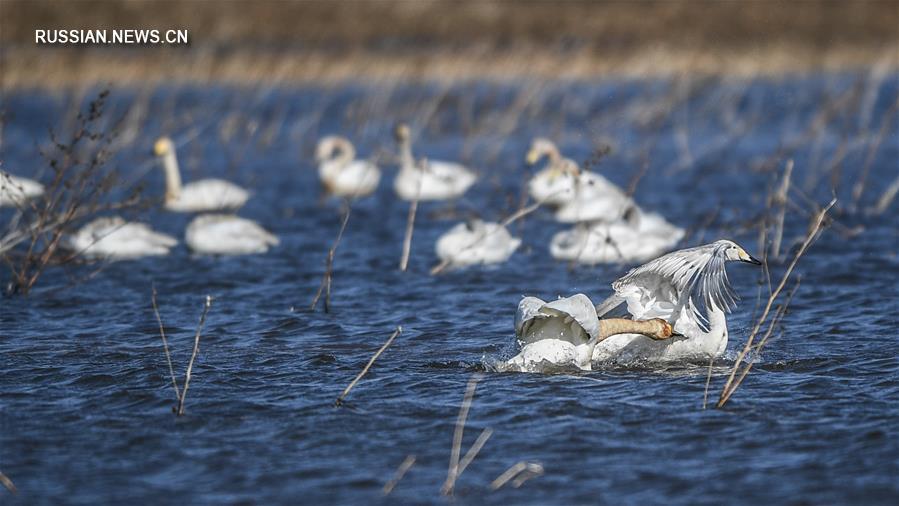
left=1, top=74, right=898, bottom=504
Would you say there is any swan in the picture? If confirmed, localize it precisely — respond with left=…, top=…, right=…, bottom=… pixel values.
left=185, top=214, right=279, bottom=255
left=525, top=138, right=633, bottom=221
left=526, top=139, right=581, bottom=206
left=315, top=136, right=381, bottom=197
left=67, top=216, right=177, bottom=260
left=0, top=171, right=44, bottom=207
left=513, top=240, right=760, bottom=368
left=393, top=124, right=477, bottom=201
left=550, top=208, right=685, bottom=264
left=153, top=137, right=249, bottom=212
left=435, top=219, right=522, bottom=269
left=505, top=295, right=673, bottom=372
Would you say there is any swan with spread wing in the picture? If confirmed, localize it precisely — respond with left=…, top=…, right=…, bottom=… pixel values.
left=513, top=240, right=760, bottom=368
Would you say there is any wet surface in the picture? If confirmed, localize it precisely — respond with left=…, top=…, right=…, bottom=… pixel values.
left=1, top=74, right=898, bottom=504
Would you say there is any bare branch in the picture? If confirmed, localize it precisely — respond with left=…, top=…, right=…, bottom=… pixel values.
left=718, top=198, right=835, bottom=408
left=177, top=295, right=213, bottom=416
left=336, top=326, right=402, bottom=406
left=382, top=455, right=416, bottom=496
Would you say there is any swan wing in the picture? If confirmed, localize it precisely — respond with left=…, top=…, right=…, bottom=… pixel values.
left=174, top=179, right=249, bottom=211
left=326, top=161, right=381, bottom=197
left=611, top=242, right=736, bottom=327
left=515, top=294, right=599, bottom=345
left=186, top=215, right=277, bottom=255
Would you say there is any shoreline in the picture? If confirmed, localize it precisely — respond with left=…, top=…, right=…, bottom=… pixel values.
left=2, top=0, right=897, bottom=91
left=3, top=43, right=897, bottom=91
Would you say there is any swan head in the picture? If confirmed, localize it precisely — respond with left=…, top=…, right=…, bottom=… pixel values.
left=717, top=239, right=762, bottom=265
left=526, top=138, right=560, bottom=165
left=394, top=123, right=411, bottom=143
left=153, top=137, right=174, bottom=157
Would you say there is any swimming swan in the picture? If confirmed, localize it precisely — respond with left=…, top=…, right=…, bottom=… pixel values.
left=525, top=138, right=633, bottom=221
left=550, top=208, right=684, bottom=264
left=185, top=214, right=279, bottom=255
left=0, top=171, right=44, bottom=207
left=153, top=137, right=249, bottom=212
left=435, top=219, right=522, bottom=269
left=315, top=136, right=381, bottom=197
left=393, top=124, right=477, bottom=201
left=67, top=216, right=177, bottom=260
left=513, top=240, right=760, bottom=368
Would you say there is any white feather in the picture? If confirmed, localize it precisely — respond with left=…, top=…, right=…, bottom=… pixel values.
left=0, top=172, right=44, bottom=207
left=435, top=220, right=521, bottom=268
left=67, top=216, right=177, bottom=260
left=185, top=214, right=279, bottom=255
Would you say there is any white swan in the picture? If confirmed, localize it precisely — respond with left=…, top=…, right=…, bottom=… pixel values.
left=0, top=171, right=44, bottom=207
left=393, top=124, right=477, bottom=201
left=526, top=138, right=633, bottom=221
left=185, top=214, right=279, bottom=255
left=435, top=219, right=521, bottom=269
left=153, top=137, right=249, bottom=212
left=315, top=136, right=381, bottom=197
left=526, top=139, right=581, bottom=206
left=550, top=208, right=685, bottom=264
left=514, top=240, right=760, bottom=368
left=67, top=216, right=177, bottom=260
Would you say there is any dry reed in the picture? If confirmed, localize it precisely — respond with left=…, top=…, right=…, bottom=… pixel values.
left=717, top=197, right=836, bottom=408
left=311, top=202, right=351, bottom=312
left=441, top=374, right=488, bottom=496
left=0, top=470, right=16, bottom=494
left=151, top=289, right=214, bottom=416
left=177, top=295, right=213, bottom=416
left=399, top=167, right=423, bottom=272
left=0, top=90, right=143, bottom=295
left=335, top=326, right=402, bottom=407
left=382, top=455, right=416, bottom=496
left=490, top=461, right=544, bottom=491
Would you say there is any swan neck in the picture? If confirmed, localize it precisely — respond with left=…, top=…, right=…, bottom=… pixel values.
left=399, top=138, right=414, bottom=169
left=547, top=145, right=561, bottom=164
left=162, top=150, right=182, bottom=202
left=335, top=139, right=355, bottom=166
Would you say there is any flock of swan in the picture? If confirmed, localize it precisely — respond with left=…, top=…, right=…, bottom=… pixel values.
left=1, top=123, right=761, bottom=370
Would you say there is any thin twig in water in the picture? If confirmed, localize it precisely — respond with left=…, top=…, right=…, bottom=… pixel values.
left=717, top=198, right=835, bottom=408
left=441, top=374, right=484, bottom=496
left=456, top=428, right=493, bottom=477
left=177, top=295, right=213, bottom=416
left=771, top=159, right=793, bottom=259
left=151, top=286, right=181, bottom=400
left=382, top=455, right=416, bottom=496
left=311, top=202, right=351, bottom=312
left=336, top=326, right=402, bottom=406
left=490, top=461, right=544, bottom=491
left=0, top=470, right=16, bottom=494
left=874, top=172, right=899, bottom=215
left=399, top=164, right=425, bottom=272
left=399, top=197, right=418, bottom=272
left=702, top=356, right=714, bottom=410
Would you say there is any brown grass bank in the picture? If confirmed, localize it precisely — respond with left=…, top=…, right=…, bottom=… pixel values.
left=1, top=0, right=898, bottom=89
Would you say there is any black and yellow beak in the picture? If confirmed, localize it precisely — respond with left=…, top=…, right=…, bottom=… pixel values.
left=736, top=247, right=762, bottom=265
left=742, top=251, right=762, bottom=265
